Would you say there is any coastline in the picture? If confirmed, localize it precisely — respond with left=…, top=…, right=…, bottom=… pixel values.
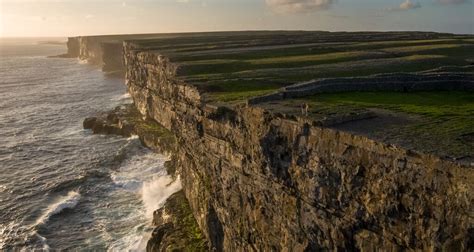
left=73, top=31, right=473, bottom=251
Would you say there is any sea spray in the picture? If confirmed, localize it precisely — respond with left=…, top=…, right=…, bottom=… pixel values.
left=141, top=176, right=182, bottom=218
left=107, top=144, right=181, bottom=251
left=110, top=176, right=182, bottom=251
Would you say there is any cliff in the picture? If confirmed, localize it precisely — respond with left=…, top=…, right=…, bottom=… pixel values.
left=122, top=36, right=473, bottom=250
left=65, top=34, right=169, bottom=75
left=74, top=31, right=473, bottom=251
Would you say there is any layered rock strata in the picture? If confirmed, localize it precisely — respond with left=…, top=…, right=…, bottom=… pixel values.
left=123, top=42, right=473, bottom=251
left=83, top=104, right=176, bottom=154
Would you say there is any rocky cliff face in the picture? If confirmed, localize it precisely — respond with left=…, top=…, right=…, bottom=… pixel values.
left=66, top=37, right=124, bottom=75
left=123, top=42, right=473, bottom=251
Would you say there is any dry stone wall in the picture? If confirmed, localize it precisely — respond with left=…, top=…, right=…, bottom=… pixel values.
left=250, top=72, right=474, bottom=104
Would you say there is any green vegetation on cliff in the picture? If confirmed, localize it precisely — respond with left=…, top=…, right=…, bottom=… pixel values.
left=309, top=91, right=474, bottom=117
left=157, top=33, right=473, bottom=103
left=304, top=91, right=474, bottom=158
left=148, top=191, right=207, bottom=252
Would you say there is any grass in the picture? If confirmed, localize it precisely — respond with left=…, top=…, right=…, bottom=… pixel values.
left=178, top=43, right=473, bottom=76
left=177, top=40, right=473, bottom=93
left=382, top=43, right=463, bottom=53
left=133, top=32, right=474, bottom=105
left=249, top=51, right=368, bottom=65
left=179, top=51, right=374, bottom=75
left=172, top=38, right=468, bottom=62
left=305, top=92, right=474, bottom=157
left=180, top=50, right=472, bottom=104
left=308, top=91, right=474, bottom=118
left=199, top=79, right=282, bottom=103
left=209, top=90, right=276, bottom=103
left=199, top=79, right=282, bottom=92
left=162, top=191, right=208, bottom=251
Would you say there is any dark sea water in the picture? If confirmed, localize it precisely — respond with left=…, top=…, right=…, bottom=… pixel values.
left=0, top=39, right=181, bottom=250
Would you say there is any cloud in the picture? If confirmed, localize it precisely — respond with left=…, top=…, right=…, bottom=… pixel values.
left=436, top=0, right=469, bottom=4
left=400, top=0, right=421, bottom=9
left=265, top=0, right=336, bottom=14
left=386, top=0, right=421, bottom=11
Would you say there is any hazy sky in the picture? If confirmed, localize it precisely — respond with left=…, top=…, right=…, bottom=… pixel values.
left=0, top=0, right=472, bottom=37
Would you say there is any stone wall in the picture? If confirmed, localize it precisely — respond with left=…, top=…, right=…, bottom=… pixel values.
left=250, top=72, right=474, bottom=104
left=124, top=42, right=473, bottom=251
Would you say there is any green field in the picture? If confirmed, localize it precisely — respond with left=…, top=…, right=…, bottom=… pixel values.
left=148, top=33, right=474, bottom=103
left=308, top=91, right=474, bottom=118
left=304, top=92, right=474, bottom=157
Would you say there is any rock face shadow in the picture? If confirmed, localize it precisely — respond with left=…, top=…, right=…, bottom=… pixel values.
left=260, top=125, right=292, bottom=186
left=207, top=205, right=224, bottom=252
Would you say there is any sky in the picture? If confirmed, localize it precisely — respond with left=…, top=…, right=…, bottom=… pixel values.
left=0, top=0, right=472, bottom=37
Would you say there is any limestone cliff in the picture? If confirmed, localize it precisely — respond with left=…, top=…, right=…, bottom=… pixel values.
left=65, top=33, right=204, bottom=75
left=66, top=35, right=135, bottom=75
left=122, top=41, right=473, bottom=251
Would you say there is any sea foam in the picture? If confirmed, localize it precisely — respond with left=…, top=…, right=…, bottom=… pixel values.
left=142, top=176, right=182, bottom=218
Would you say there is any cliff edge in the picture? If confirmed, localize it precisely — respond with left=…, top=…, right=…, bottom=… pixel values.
left=77, top=31, right=473, bottom=251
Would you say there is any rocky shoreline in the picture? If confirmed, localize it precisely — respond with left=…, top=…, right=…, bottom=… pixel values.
left=83, top=104, right=175, bottom=154
left=83, top=104, right=208, bottom=251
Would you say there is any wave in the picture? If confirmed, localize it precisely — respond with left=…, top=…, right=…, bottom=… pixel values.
left=111, top=175, right=142, bottom=192
left=106, top=137, right=141, bottom=167
left=111, top=93, right=131, bottom=102
left=107, top=223, right=152, bottom=252
left=111, top=156, right=165, bottom=191
left=77, top=59, right=89, bottom=65
left=35, top=191, right=81, bottom=226
left=34, top=232, right=51, bottom=251
left=49, top=176, right=87, bottom=193
left=141, top=176, right=182, bottom=218
left=127, top=135, right=139, bottom=141
left=107, top=175, right=181, bottom=251
left=23, top=191, right=81, bottom=250
left=49, top=169, right=110, bottom=194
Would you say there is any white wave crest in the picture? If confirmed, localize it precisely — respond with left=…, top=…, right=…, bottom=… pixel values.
left=127, top=135, right=139, bottom=141
left=142, top=176, right=182, bottom=218
left=111, top=93, right=131, bottom=101
left=77, top=59, right=88, bottom=64
left=35, top=191, right=81, bottom=226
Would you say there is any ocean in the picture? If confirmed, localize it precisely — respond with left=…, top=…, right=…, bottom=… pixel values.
left=0, top=38, right=181, bottom=250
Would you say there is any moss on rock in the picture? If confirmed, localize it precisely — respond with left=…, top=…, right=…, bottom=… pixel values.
left=147, top=190, right=208, bottom=252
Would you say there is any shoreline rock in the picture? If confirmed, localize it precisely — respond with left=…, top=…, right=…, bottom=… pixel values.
left=83, top=104, right=208, bottom=250
left=83, top=104, right=176, bottom=154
